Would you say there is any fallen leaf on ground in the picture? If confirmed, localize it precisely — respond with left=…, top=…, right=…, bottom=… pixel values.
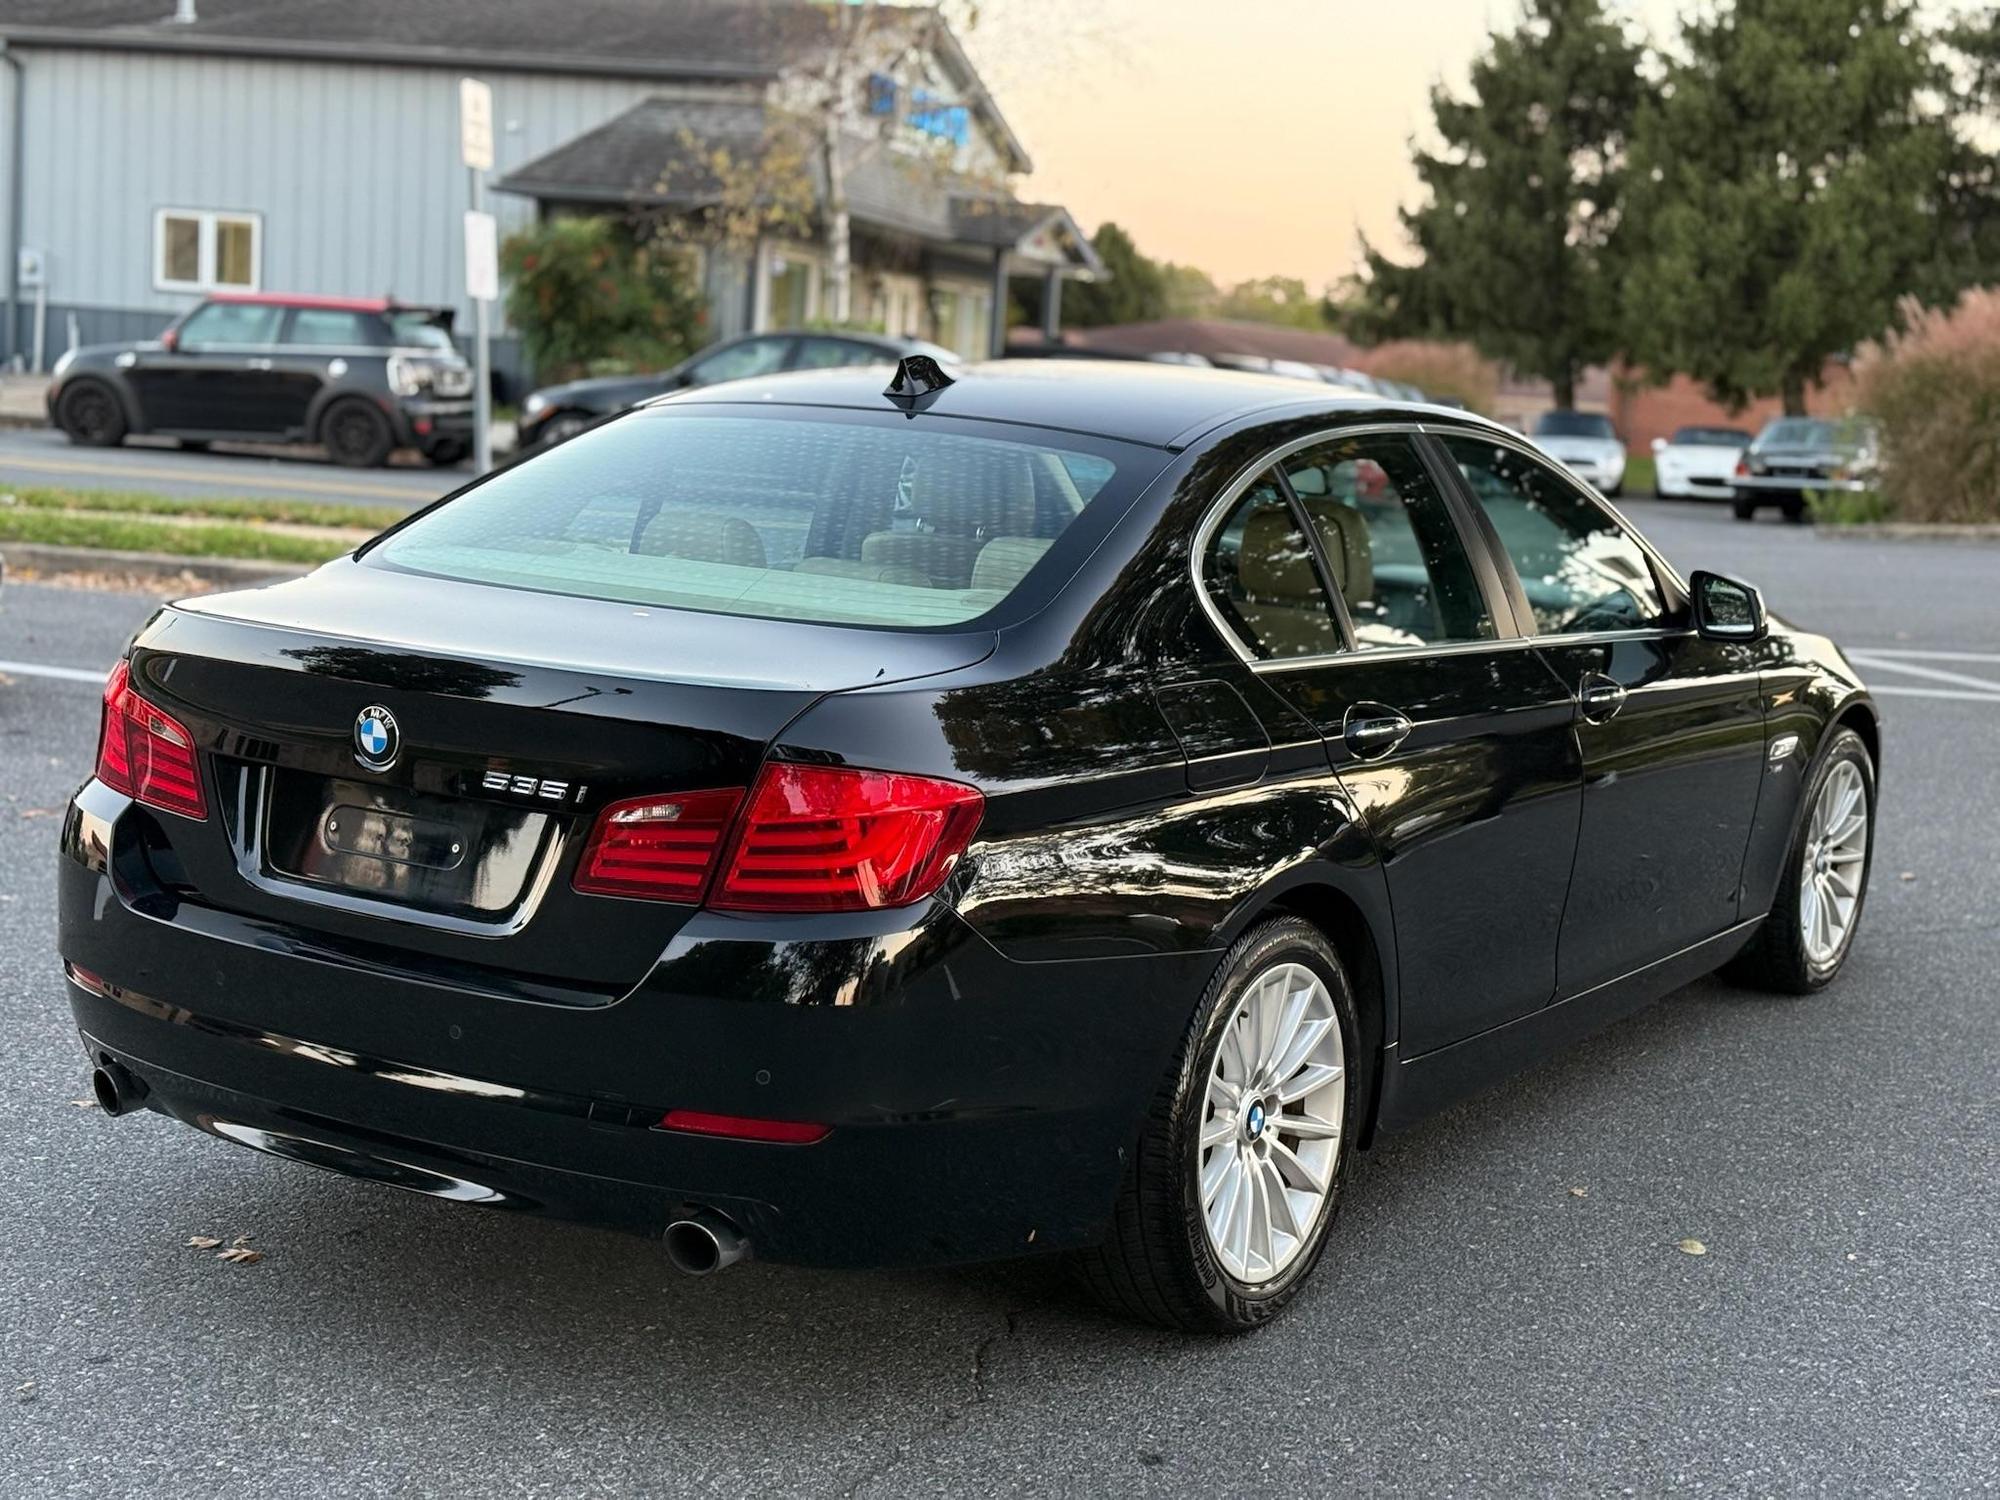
left=185, top=1236, right=223, bottom=1250
left=1899, top=871, right=1916, bottom=882
left=217, top=1247, right=263, bottom=1265
left=231, top=1234, right=254, bottom=1247
left=68, top=1098, right=98, bottom=1110
left=1677, top=1238, right=1708, bottom=1256
left=1568, top=1186, right=1589, bottom=1198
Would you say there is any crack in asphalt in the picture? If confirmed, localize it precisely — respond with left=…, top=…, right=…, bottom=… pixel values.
left=845, top=1304, right=1030, bottom=1498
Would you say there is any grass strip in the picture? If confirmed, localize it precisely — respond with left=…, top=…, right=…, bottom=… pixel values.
left=1, top=484, right=405, bottom=532
left=0, top=508, right=354, bottom=564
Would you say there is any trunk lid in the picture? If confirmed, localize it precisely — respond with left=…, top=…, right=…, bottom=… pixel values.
left=128, top=560, right=993, bottom=999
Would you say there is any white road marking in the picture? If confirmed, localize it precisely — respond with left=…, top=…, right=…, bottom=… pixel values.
left=1848, top=647, right=2000, bottom=664
left=0, top=658, right=107, bottom=685
left=1847, top=653, right=2000, bottom=696
left=1867, top=685, right=2000, bottom=703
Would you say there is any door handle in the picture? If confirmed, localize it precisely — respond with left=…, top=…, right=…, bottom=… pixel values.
left=1342, top=705, right=1413, bottom=759
left=1578, top=674, right=1627, bottom=723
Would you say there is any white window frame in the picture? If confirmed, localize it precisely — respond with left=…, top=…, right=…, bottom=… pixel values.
left=153, top=208, right=263, bottom=294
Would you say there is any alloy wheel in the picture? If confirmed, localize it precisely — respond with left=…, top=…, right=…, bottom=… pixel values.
left=1197, top=961, right=1346, bottom=1284
left=1800, top=759, right=1868, bottom=966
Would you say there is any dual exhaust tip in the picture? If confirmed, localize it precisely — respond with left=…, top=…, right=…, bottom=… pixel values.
left=91, top=1057, right=751, bottom=1275
left=663, top=1211, right=749, bottom=1276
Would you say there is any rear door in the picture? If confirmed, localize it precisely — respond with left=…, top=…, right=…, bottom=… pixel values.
left=1198, top=429, right=1583, bottom=1055
left=1437, top=431, right=1766, bottom=996
left=269, top=306, right=385, bottom=435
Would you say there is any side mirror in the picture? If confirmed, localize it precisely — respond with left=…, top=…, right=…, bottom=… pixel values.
left=1690, top=570, right=1767, bottom=641
left=159, top=328, right=179, bottom=353
left=1650, top=436, right=1667, bottom=455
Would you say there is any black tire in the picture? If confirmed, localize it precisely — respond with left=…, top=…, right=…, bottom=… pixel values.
left=1604, top=482, right=1624, bottom=500
left=1724, top=728, right=1875, bottom=994
left=321, top=398, right=395, bottom=468
left=1732, top=498, right=1756, bottom=521
left=534, top=410, right=593, bottom=451
left=1077, top=916, right=1365, bottom=1333
left=55, top=379, right=128, bottom=448
left=1782, top=497, right=1809, bottom=524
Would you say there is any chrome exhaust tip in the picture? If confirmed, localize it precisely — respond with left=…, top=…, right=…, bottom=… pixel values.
left=90, top=1059, right=147, bottom=1117
left=663, top=1211, right=749, bottom=1276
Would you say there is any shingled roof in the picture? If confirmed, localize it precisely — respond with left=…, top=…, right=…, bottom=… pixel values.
left=0, top=0, right=1031, bottom=170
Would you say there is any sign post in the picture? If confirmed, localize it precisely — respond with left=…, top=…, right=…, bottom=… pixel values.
left=460, top=78, right=496, bottom=473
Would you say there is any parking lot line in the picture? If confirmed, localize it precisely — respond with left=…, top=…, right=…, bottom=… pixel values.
left=1846, top=652, right=2000, bottom=697
left=1847, top=647, right=2000, bottom=664
left=0, top=657, right=107, bottom=685
left=1866, top=684, right=2000, bottom=702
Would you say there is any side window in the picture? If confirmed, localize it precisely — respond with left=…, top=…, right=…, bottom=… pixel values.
left=286, top=309, right=378, bottom=347
left=1280, top=435, right=1495, bottom=649
left=792, top=338, right=879, bottom=370
left=1201, top=472, right=1341, bottom=660
left=174, top=301, right=282, bottom=349
left=687, top=337, right=793, bottom=386
left=1442, top=435, right=1668, bottom=636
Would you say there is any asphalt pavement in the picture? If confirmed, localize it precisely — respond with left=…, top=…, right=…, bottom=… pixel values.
left=1, top=499, right=1995, bottom=1497
left=0, top=425, right=463, bottom=507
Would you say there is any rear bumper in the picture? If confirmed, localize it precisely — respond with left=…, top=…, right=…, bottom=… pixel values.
left=394, top=398, right=475, bottom=454
left=1734, top=475, right=1868, bottom=496
left=57, top=780, right=1210, bottom=1267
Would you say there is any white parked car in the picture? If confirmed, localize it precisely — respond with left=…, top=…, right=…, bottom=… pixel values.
left=1651, top=425, right=1753, bottom=501
left=1529, top=410, right=1628, bottom=497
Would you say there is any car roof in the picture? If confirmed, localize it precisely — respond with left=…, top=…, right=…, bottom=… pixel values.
left=657, top=357, right=1492, bottom=449
left=203, top=292, right=445, bottom=315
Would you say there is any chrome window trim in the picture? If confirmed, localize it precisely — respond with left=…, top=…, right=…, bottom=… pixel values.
left=1188, top=418, right=1694, bottom=675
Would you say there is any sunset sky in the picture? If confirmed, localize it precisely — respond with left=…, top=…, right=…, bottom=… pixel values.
left=966, top=0, right=1979, bottom=290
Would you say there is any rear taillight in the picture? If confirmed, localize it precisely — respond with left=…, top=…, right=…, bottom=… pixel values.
left=712, top=763, right=983, bottom=913
left=573, top=787, right=744, bottom=902
left=96, top=659, right=207, bottom=820
left=657, top=1109, right=829, bottom=1145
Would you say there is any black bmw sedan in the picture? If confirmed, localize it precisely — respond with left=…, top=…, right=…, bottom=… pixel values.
left=57, top=360, right=1878, bottom=1332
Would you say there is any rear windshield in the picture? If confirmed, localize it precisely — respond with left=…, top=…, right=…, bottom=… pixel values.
left=389, top=312, right=458, bottom=352
left=1670, top=426, right=1749, bottom=447
left=1532, top=411, right=1616, bottom=439
left=370, top=409, right=1139, bottom=628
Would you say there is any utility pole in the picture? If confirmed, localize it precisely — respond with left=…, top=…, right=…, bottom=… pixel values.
left=460, top=77, right=497, bottom=474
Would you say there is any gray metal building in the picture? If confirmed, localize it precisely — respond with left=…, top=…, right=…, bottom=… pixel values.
left=0, top=0, right=1100, bottom=388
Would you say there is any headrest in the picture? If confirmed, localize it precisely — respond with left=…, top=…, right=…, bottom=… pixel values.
left=1302, top=500, right=1374, bottom=605
left=636, top=510, right=767, bottom=568
left=970, top=536, right=1053, bottom=592
left=1238, top=509, right=1323, bottom=602
left=907, top=448, right=1038, bottom=538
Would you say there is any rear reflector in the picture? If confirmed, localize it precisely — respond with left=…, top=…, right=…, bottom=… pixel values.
left=96, top=659, right=207, bottom=820
left=573, top=787, right=744, bottom=902
left=712, top=762, right=983, bottom=913
left=657, top=1108, right=830, bottom=1145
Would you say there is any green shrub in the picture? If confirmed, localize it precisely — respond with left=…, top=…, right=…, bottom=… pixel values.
left=1806, top=488, right=1895, bottom=527
left=501, top=217, right=706, bottom=383
left=1854, top=289, right=2000, bottom=523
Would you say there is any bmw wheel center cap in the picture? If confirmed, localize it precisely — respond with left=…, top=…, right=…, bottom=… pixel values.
left=1245, top=1100, right=1267, bottom=1140
left=354, top=704, right=399, bottom=771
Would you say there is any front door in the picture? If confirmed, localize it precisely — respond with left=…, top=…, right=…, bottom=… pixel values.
left=1438, top=432, right=1767, bottom=996
left=1198, top=431, right=1583, bottom=1056
left=128, top=299, right=286, bottom=434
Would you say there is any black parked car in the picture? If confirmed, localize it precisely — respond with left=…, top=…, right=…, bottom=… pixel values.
left=516, top=328, right=960, bottom=450
left=59, top=360, right=1879, bottom=1332
left=1732, top=416, right=1882, bottom=522
left=48, top=293, right=475, bottom=467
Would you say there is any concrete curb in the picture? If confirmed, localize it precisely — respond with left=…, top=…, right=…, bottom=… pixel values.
left=0, top=541, right=314, bottom=588
left=1818, top=523, right=2000, bottom=541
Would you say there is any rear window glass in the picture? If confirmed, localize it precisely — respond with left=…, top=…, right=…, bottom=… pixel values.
left=1532, top=412, right=1617, bottom=440
left=389, top=312, right=457, bottom=351
left=371, top=411, right=1134, bottom=628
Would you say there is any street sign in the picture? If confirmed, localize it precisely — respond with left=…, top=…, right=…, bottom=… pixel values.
left=459, top=77, right=494, bottom=171
left=463, top=210, right=499, bottom=302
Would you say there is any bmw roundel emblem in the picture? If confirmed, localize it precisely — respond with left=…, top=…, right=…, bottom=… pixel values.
left=1245, top=1100, right=1267, bottom=1139
left=353, top=704, right=399, bottom=771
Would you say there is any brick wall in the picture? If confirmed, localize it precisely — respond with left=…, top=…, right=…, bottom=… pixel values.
left=1611, top=366, right=1861, bottom=453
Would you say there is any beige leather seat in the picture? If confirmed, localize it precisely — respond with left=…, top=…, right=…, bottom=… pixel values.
left=969, top=536, right=1052, bottom=593
left=1234, top=509, right=1340, bottom=657
left=859, top=450, right=1039, bottom=587
left=635, top=511, right=767, bottom=568
left=1299, top=498, right=1375, bottom=608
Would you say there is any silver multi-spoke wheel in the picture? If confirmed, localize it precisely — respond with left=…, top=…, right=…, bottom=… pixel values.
left=1198, top=961, right=1346, bottom=1285
left=1800, top=758, right=1869, bottom=966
